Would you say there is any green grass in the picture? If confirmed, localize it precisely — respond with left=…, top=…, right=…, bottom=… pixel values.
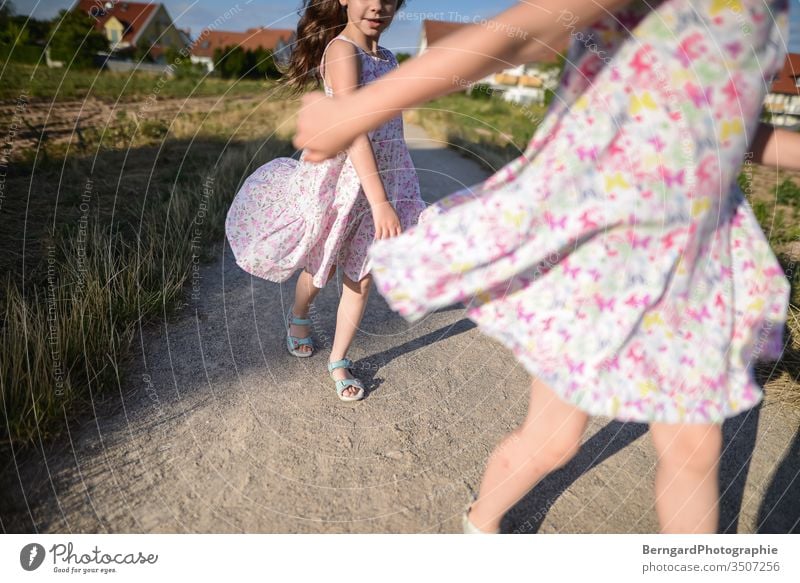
left=406, top=91, right=548, bottom=170
left=0, top=96, right=296, bottom=455
left=0, top=61, right=276, bottom=102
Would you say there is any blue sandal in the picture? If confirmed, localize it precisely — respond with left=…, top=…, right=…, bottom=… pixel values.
left=286, top=310, right=314, bottom=357
left=327, top=358, right=365, bottom=402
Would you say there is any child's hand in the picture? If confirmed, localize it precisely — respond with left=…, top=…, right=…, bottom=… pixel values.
left=372, top=202, right=402, bottom=240
left=294, top=91, right=360, bottom=162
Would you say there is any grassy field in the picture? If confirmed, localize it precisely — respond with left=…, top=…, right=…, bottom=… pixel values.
left=0, top=80, right=299, bottom=455
left=0, top=62, right=278, bottom=102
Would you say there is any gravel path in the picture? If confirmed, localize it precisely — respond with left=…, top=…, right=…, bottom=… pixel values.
left=3, top=123, right=798, bottom=534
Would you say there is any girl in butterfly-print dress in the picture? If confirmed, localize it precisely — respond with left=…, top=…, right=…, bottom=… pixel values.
left=295, top=0, right=800, bottom=532
left=225, top=0, right=424, bottom=402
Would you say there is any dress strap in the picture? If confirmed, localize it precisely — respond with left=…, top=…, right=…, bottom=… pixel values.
left=319, top=34, right=359, bottom=88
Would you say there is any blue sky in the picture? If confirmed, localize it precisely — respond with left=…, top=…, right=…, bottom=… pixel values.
left=16, top=0, right=800, bottom=54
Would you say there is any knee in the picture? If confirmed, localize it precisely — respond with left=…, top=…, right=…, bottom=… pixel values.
left=346, top=274, right=372, bottom=295
left=518, top=425, right=582, bottom=472
left=651, top=424, right=722, bottom=474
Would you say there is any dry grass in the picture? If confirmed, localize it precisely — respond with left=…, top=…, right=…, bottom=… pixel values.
left=0, top=95, right=298, bottom=454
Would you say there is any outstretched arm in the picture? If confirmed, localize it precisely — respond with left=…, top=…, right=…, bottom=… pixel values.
left=295, top=0, right=631, bottom=160
left=750, top=123, right=800, bottom=172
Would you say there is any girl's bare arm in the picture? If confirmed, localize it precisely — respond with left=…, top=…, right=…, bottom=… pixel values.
left=323, top=40, right=389, bottom=206
left=295, top=0, right=631, bottom=158
left=750, top=123, right=800, bottom=172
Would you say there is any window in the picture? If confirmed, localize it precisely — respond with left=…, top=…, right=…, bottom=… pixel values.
left=109, top=29, right=119, bottom=43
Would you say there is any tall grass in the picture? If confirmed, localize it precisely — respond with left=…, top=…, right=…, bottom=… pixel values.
left=0, top=137, right=292, bottom=453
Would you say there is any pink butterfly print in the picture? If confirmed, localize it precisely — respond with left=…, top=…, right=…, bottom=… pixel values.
left=685, top=82, right=713, bottom=109
left=605, top=354, right=621, bottom=371
left=609, top=140, right=625, bottom=157
left=577, top=145, right=598, bottom=161
left=578, top=209, right=600, bottom=230
left=630, top=46, right=653, bottom=77
left=558, top=329, right=572, bottom=342
left=588, top=268, right=602, bottom=282
left=625, top=294, right=651, bottom=308
left=628, top=232, right=652, bottom=249
left=594, top=294, right=616, bottom=312
left=679, top=355, right=695, bottom=366
left=722, top=77, right=741, bottom=104
left=714, top=292, right=725, bottom=309
left=676, top=32, right=705, bottom=67
left=763, top=266, right=783, bottom=278
left=724, top=41, right=742, bottom=58
left=741, top=259, right=756, bottom=271
left=544, top=211, right=567, bottom=230
left=701, top=374, right=725, bottom=391
left=697, top=155, right=716, bottom=185
left=566, top=357, right=585, bottom=375
left=576, top=308, right=587, bottom=320
left=562, top=260, right=581, bottom=279
left=720, top=266, right=733, bottom=278
left=541, top=316, right=555, bottom=331
left=516, top=304, right=536, bottom=324
left=648, top=136, right=665, bottom=152
left=659, top=166, right=685, bottom=187
left=687, top=305, right=711, bottom=323
left=626, top=344, right=645, bottom=364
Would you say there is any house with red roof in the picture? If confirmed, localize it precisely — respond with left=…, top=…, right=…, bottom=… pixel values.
left=190, top=26, right=295, bottom=73
left=72, top=0, right=188, bottom=59
left=764, top=53, right=800, bottom=130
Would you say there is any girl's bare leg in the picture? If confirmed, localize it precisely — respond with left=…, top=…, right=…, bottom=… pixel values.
left=467, top=378, right=589, bottom=532
left=329, top=273, right=372, bottom=397
left=289, top=268, right=334, bottom=353
left=650, top=422, right=722, bottom=533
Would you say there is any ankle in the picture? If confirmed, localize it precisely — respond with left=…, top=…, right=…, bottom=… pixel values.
left=292, top=305, right=310, bottom=319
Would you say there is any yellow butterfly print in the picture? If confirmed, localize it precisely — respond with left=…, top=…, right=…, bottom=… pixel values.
left=710, top=0, right=743, bottom=16
left=629, top=91, right=658, bottom=115
left=605, top=172, right=630, bottom=191
left=720, top=119, right=743, bottom=140
left=503, top=210, right=526, bottom=229
left=574, top=95, right=590, bottom=111
left=638, top=380, right=657, bottom=397
left=691, top=198, right=711, bottom=217
left=451, top=262, right=475, bottom=272
left=643, top=312, right=665, bottom=329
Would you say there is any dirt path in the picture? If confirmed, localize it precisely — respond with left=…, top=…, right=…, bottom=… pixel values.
left=3, top=123, right=799, bottom=534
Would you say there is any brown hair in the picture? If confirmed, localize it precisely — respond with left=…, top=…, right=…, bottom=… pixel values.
left=281, top=0, right=404, bottom=95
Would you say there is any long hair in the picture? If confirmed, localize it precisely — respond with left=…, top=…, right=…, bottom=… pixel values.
left=281, top=0, right=404, bottom=95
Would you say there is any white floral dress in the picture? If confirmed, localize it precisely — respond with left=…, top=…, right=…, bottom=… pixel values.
left=225, top=34, right=425, bottom=287
left=368, top=0, right=792, bottom=424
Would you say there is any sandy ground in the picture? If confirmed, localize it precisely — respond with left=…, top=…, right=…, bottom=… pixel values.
left=2, top=123, right=799, bottom=534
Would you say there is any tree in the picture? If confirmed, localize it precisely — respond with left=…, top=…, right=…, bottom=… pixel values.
left=48, top=9, right=108, bottom=68
left=213, top=45, right=280, bottom=80
left=396, top=52, right=411, bottom=64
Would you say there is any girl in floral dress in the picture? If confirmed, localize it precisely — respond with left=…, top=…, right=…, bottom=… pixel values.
left=226, top=0, right=424, bottom=401
left=294, top=0, right=800, bottom=531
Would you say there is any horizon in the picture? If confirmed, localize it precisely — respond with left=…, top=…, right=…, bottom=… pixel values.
left=12, top=0, right=800, bottom=55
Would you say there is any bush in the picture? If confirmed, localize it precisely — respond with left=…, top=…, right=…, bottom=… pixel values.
left=48, top=9, right=108, bottom=68
left=213, top=45, right=279, bottom=80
